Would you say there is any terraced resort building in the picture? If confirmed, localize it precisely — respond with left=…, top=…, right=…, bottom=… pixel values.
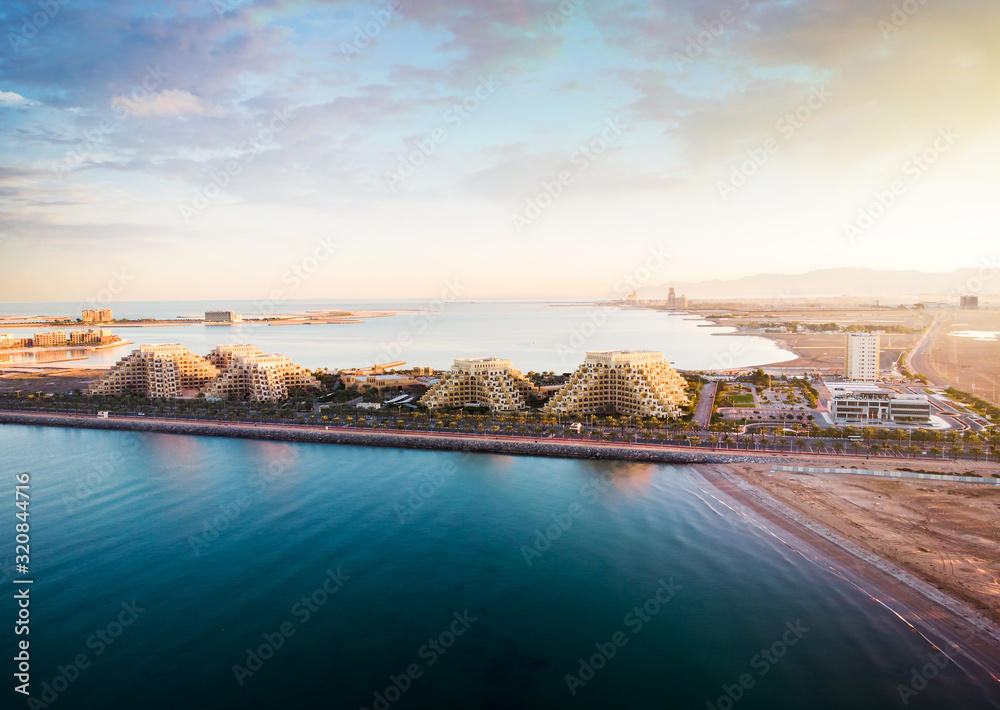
left=88, top=343, right=318, bottom=402
left=87, top=344, right=220, bottom=398
left=206, top=344, right=266, bottom=369
left=543, top=350, right=689, bottom=418
left=420, top=358, right=538, bottom=412
left=202, top=354, right=320, bottom=402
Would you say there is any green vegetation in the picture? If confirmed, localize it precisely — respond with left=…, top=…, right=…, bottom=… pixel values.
left=743, top=322, right=921, bottom=334
left=944, top=387, right=1000, bottom=422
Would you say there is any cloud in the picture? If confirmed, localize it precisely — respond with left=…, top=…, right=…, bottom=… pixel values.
left=0, top=90, right=36, bottom=107
left=115, top=89, right=224, bottom=117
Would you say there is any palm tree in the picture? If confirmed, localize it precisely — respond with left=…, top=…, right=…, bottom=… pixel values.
left=930, top=446, right=942, bottom=459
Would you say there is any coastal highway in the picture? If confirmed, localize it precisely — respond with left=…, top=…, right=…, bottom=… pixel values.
left=906, top=314, right=951, bottom=388
left=3, top=410, right=997, bottom=471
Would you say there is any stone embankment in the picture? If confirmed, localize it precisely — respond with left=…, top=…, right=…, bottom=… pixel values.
left=0, top=412, right=782, bottom=465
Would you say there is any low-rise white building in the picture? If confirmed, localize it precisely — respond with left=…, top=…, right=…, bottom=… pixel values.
left=829, top=383, right=931, bottom=424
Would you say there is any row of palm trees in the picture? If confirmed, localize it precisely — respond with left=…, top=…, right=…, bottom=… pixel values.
left=5, top=391, right=998, bottom=462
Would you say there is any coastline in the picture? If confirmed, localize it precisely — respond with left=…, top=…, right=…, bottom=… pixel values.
left=695, top=462, right=1000, bottom=682
left=3, top=409, right=998, bottom=677
left=0, top=339, right=132, bottom=357
left=0, top=411, right=776, bottom=465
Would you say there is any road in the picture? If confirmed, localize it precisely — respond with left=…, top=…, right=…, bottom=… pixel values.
left=693, top=381, right=717, bottom=428
left=906, top=313, right=951, bottom=388
left=3, top=409, right=997, bottom=470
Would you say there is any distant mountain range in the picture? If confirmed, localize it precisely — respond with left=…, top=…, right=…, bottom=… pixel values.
left=647, top=267, right=999, bottom=300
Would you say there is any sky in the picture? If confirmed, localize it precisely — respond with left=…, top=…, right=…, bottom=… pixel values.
left=1, top=0, right=998, bottom=302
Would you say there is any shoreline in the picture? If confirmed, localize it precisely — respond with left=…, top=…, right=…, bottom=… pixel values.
left=0, top=411, right=776, bottom=465
left=1, top=410, right=996, bottom=473
left=2, top=410, right=998, bottom=676
left=696, top=463, right=1000, bottom=683
left=0, top=340, right=132, bottom=357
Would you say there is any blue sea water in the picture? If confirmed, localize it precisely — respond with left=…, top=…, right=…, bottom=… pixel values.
left=1, top=424, right=998, bottom=709
left=0, top=299, right=792, bottom=371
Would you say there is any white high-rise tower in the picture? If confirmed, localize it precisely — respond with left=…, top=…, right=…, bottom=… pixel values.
left=845, top=332, right=880, bottom=382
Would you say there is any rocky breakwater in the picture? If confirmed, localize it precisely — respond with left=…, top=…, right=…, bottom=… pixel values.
left=0, top=412, right=783, bottom=465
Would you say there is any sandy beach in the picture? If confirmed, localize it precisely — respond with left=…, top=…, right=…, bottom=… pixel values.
left=696, top=460, right=1000, bottom=684
left=713, top=460, right=1000, bottom=621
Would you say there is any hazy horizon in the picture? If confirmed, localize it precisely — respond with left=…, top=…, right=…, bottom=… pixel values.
left=2, top=0, right=999, bottom=302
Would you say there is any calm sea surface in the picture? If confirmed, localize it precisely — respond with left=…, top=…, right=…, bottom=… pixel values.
left=0, top=299, right=791, bottom=371
left=1, top=424, right=997, bottom=709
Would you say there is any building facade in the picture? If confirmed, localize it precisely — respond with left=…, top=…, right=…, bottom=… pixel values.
left=845, top=332, right=880, bottom=382
left=0, top=335, right=31, bottom=349
left=87, top=344, right=220, bottom=398
left=543, top=350, right=689, bottom=418
left=33, top=331, right=67, bottom=347
left=206, top=344, right=264, bottom=369
left=202, top=354, right=320, bottom=402
left=340, top=366, right=438, bottom=395
left=420, top=358, right=538, bottom=411
left=70, top=329, right=113, bottom=345
left=829, top=385, right=931, bottom=424
left=960, top=295, right=979, bottom=310
left=82, top=309, right=113, bottom=323
left=205, top=311, right=242, bottom=323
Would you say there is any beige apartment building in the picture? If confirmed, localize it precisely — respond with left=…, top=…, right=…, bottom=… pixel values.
left=33, top=331, right=67, bottom=347
left=420, top=358, right=538, bottom=411
left=82, top=309, right=113, bottom=323
left=70, top=329, right=113, bottom=345
left=543, top=350, right=689, bottom=418
left=203, top=354, right=320, bottom=402
left=206, top=344, right=265, bottom=369
left=87, top=344, right=220, bottom=398
left=0, top=335, right=31, bottom=349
